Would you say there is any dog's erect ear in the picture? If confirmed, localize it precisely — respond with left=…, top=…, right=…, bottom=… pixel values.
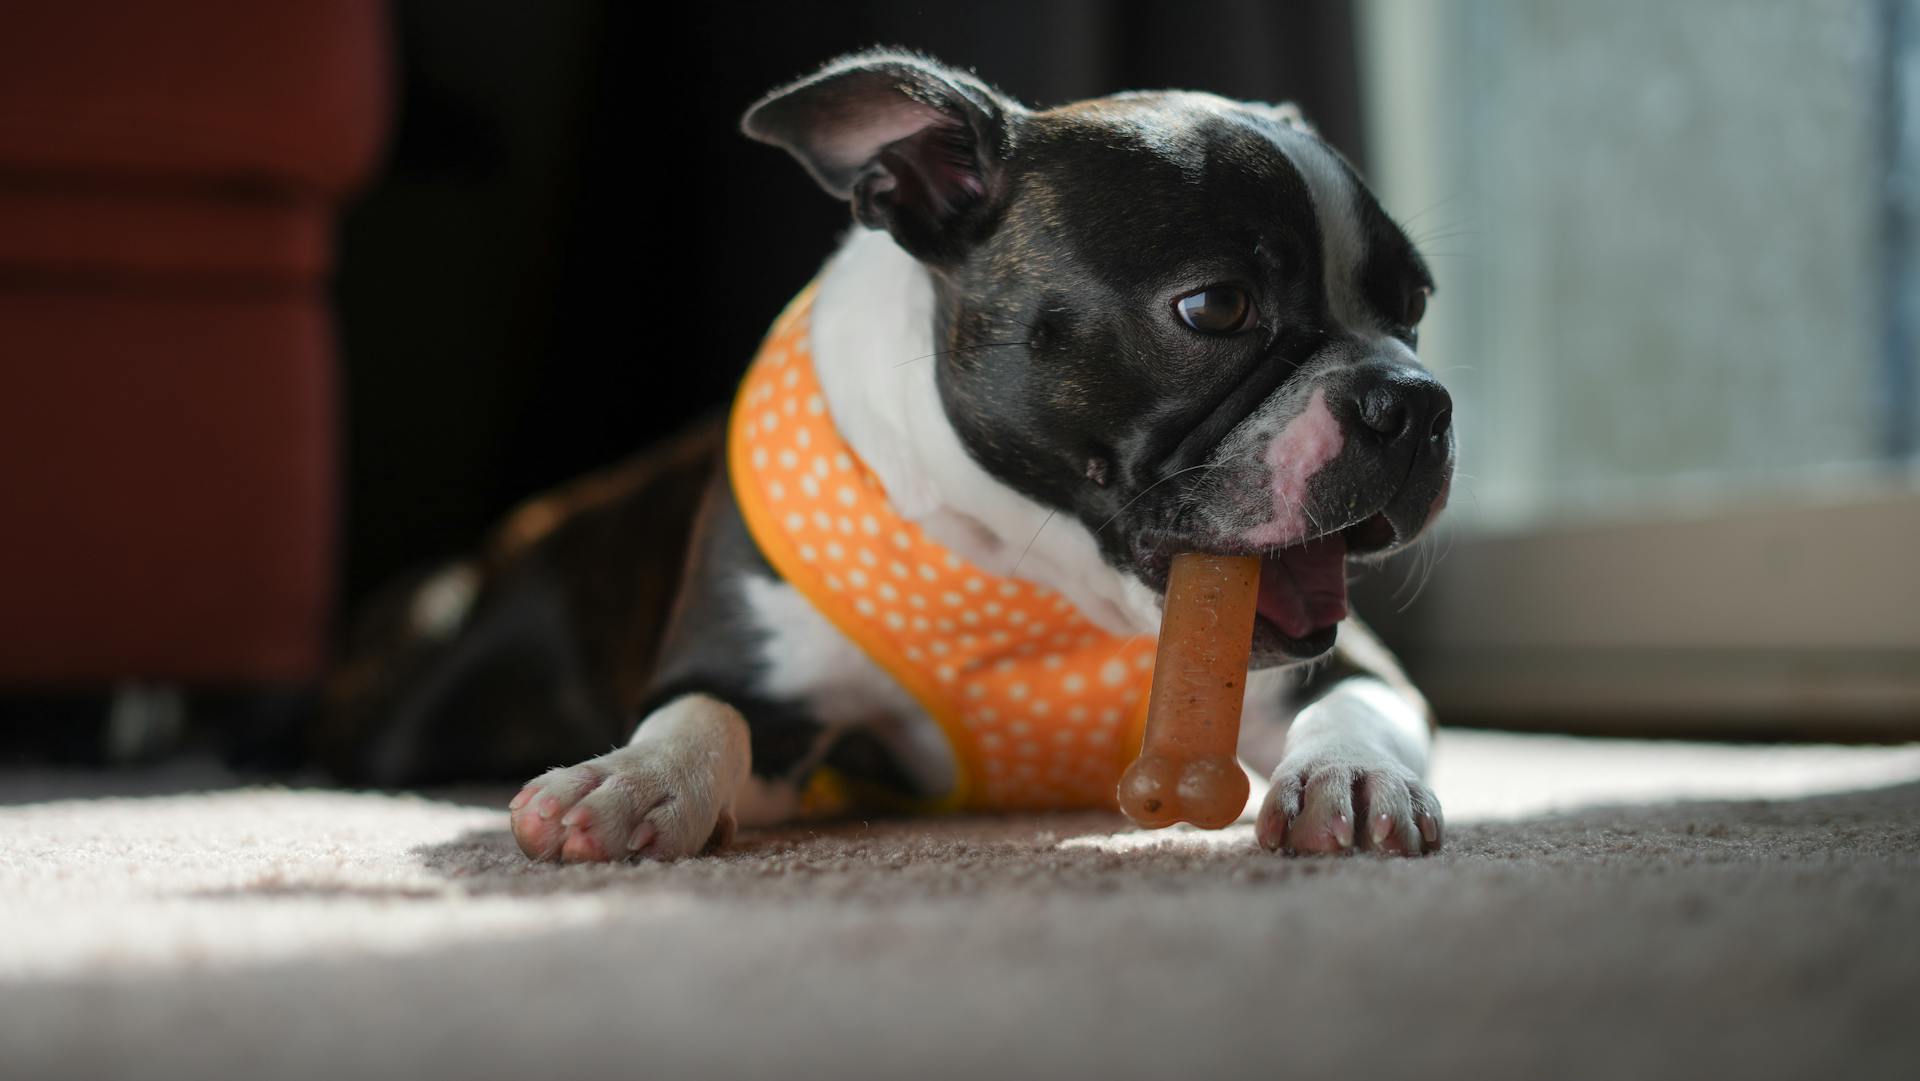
left=742, top=51, right=1020, bottom=264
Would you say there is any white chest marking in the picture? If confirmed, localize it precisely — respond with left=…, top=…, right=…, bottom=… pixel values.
left=738, top=574, right=956, bottom=794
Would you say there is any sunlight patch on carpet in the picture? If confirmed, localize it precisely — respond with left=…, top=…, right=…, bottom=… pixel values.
left=1053, top=823, right=1257, bottom=854
left=0, top=789, right=664, bottom=979
left=1433, top=729, right=1920, bottom=821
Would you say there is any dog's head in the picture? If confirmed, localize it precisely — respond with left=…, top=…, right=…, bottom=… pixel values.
left=746, top=52, right=1452, bottom=665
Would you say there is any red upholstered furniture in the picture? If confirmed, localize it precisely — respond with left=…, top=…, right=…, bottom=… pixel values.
left=0, top=3, right=387, bottom=685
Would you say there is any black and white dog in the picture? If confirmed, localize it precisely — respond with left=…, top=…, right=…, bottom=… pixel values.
left=369, top=52, right=1454, bottom=862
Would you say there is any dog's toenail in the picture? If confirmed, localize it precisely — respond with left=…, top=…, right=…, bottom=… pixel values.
left=561, top=808, right=587, bottom=829
left=1257, top=816, right=1284, bottom=851
left=509, top=788, right=534, bottom=812
left=1370, top=813, right=1392, bottom=845
left=1419, top=814, right=1438, bottom=843
left=628, top=822, right=659, bottom=852
left=1331, top=814, right=1354, bottom=849
left=536, top=797, right=560, bottom=820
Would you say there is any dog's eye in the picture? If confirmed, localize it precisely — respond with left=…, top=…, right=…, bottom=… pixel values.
left=1174, top=285, right=1256, bottom=335
left=1404, top=286, right=1431, bottom=327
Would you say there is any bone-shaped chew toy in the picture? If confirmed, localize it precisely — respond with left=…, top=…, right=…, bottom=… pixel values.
left=1117, top=552, right=1260, bottom=829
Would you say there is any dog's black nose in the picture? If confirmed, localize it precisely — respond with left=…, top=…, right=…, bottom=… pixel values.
left=1348, top=364, right=1452, bottom=448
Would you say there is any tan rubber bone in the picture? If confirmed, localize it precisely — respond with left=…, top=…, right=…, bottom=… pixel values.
left=1117, top=552, right=1260, bottom=829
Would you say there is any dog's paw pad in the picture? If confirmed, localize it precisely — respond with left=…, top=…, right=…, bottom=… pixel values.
left=1255, top=756, right=1442, bottom=857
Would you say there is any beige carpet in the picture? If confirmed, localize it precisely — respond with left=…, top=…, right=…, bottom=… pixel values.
left=4, top=730, right=1920, bottom=1081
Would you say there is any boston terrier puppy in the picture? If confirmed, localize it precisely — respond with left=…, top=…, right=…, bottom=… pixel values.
left=388, top=51, right=1453, bottom=861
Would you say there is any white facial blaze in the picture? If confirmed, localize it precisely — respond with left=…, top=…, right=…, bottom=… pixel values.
left=1274, top=128, right=1375, bottom=338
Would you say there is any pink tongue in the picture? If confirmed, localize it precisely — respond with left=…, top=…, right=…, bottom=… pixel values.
left=1257, top=533, right=1349, bottom=640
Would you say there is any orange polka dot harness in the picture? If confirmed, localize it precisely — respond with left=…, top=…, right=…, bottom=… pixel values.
left=729, top=287, right=1156, bottom=813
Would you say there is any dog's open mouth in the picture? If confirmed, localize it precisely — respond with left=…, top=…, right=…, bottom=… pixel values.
left=1136, top=510, right=1401, bottom=661
left=1250, top=512, right=1397, bottom=655
left=1256, top=534, right=1348, bottom=641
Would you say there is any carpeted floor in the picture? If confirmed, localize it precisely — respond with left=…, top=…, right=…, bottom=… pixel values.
left=3, top=730, right=1919, bottom=1081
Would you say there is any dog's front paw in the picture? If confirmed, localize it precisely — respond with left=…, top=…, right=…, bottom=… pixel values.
left=509, top=747, right=736, bottom=863
left=508, top=746, right=736, bottom=863
left=508, top=695, right=750, bottom=863
left=1254, top=751, right=1442, bottom=857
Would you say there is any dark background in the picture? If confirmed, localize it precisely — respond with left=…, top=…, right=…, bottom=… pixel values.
left=334, top=0, right=1361, bottom=609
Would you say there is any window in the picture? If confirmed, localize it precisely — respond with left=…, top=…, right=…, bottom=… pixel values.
left=1355, top=0, right=1920, bottom=734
